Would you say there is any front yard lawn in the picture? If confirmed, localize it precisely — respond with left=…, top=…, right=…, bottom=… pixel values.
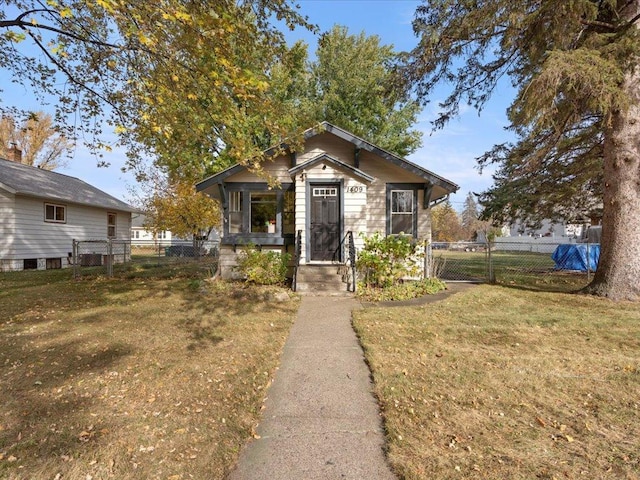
left=353, top=284, right=640, bottom=479
left=0, top=266, right=298, bottom=479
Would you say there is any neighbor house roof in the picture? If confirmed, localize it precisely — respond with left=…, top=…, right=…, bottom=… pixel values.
left=0, top=157, right=136, bottom=212
left=196, top=122, right=459, bottom=196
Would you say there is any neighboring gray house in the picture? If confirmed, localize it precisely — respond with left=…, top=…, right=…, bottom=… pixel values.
left=196, top=122, right=458, bottom=280
left=0, top=156, right=135, bottom=271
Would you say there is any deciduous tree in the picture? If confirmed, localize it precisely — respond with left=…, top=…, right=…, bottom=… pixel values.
left=0, top=1, right=311, bottom=173
left=310, top=26, right=423, bottom=157
left=0, top=112, right=72, bottom=170
left=143, top=174, right=220, bottom=249
left=431, top=200, right=464, bottom=242
left=404, top=0, right=640, bottom=300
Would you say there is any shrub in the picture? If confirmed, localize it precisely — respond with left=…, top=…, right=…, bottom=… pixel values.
left=237, top=246, right=290, bottom=285
left=356, top=233, right=422, bottom=288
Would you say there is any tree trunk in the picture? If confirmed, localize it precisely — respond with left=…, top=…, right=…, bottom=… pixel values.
left=585, top=27, right=640, bottom=300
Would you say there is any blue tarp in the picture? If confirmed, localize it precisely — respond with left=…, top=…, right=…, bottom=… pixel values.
left=552, top=244, right=600, bottom=272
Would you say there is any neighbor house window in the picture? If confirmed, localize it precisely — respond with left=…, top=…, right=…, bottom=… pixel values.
left=250, top=191, right=277, bottom=233
left=229, top=191, right=242, bottom=234
left=107, top=212, right=117, bottom=238
left=44, top=203, right=66, bottom=223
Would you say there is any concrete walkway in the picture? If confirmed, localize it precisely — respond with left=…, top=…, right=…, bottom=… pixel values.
left=227, top=295, right=396, bottom=480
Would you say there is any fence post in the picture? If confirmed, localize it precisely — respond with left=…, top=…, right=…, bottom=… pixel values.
left=72, top=239, right=78, bottom=279
left=107, top=239, right=113, bottom=277
left=424, top=239, right=431, bottom=279
left=488, top=240, right=495, bottom=284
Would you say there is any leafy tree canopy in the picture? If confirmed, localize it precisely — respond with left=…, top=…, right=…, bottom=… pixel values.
left=308, top=25, right=423, bottom=157
left=0, top=0, right=312, bottom=177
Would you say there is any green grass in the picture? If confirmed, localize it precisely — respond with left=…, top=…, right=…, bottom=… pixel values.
left=433, top=250, right=589, bottom=291
left=353, top=285, right=640, bottom=480
left=0, top=266, right=298, bottom=479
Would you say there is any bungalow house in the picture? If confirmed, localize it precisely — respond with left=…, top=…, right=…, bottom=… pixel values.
left=196, top=122, right=458, bottom=286
left=0, top=155, right=135, bottom=271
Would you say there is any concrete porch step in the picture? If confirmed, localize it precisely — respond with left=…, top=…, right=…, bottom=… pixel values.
left=294, top=265, right=352, bottom=294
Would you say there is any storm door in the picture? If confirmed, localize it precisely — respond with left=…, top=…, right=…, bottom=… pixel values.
left=309, top=184, right=340, bottom=261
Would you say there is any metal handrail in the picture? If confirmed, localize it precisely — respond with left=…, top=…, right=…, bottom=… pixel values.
left=334, top=230, right=357, bottom=292
left=292, top=229, right=302, bottom=291
left=347, top=231, right=356, bottom=293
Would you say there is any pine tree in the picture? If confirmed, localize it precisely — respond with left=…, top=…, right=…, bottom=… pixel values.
left=405, top=0, right=640, bottom=300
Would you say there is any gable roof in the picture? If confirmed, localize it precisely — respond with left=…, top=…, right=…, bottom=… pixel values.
left=310, top=122, right=458, bottom=192
left=196, top=122, right=459, bottom=196
left=0, top=157, right=136, bottom=212
left=288, top=153, right=375, bottom=183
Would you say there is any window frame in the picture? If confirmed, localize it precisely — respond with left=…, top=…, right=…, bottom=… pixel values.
left=107, top=212, right=117, bottom=238
left=44, top=203, right=66, bottom=223
left=386, top=184, right=420, bottom=237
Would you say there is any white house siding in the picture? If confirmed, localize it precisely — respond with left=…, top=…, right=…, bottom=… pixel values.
left=1, top=195, right=131, bottom=271
left=0, top=191, right=17, bottom=270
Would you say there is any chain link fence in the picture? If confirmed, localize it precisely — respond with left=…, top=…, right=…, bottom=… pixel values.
left=427, top=240, right=598, bottom=289
left=72, top=239, right=219, bottom=278
left=72, top=239, right=131, bottom=278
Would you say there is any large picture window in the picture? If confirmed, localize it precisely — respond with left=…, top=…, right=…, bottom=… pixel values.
left=44, top=203, right=66, bottom=223
left=250, top=192, right=277, bottom=233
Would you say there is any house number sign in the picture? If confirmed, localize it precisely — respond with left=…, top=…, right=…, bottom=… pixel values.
left=346, top=185, right=364, bottom=194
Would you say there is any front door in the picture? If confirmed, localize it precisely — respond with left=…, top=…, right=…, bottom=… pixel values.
left=310, top=184, right=340, bottom=261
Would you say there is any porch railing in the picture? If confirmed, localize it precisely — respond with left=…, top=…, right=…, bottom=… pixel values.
left=292, top=229, right=302, bottom=292
left=346, top=230, right=357, bottom=293
left=335, top=230, right=357, bottom=293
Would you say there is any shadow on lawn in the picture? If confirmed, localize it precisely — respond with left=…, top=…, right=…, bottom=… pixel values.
left=0, top=331, right=133, bottom=464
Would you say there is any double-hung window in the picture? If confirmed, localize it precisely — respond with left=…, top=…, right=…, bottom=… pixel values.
left=107, top=212, right=117, bottom=238
left=387, top=184, right=418, bottom=236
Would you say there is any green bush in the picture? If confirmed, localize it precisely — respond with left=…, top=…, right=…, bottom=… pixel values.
left=356, top=233, right=423, bottom=288
left=237, top=246, right=290, bottom=285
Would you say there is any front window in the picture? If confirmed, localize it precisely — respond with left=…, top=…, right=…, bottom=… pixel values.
left=250, top=192, right=277, bottom=233
left=44, top=203, right=66, bottom=223
left=390, top=190, right=415, bottom=235
left=107, top=212, right=117, bottom=238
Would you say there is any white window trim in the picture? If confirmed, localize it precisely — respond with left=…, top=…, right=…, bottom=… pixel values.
left=44, top=203, right=66, bottom=223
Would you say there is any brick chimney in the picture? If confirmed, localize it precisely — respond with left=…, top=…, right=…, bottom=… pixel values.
left=7, top=143, right=22, bottom=163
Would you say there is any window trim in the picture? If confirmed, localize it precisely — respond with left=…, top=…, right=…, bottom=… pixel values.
left=44, top=203, right=66, bottom=223
left=386, top=183, right=420, bottom=237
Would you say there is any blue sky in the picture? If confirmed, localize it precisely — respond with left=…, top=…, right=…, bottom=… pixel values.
left=1, top=0, right=515, bottom=210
